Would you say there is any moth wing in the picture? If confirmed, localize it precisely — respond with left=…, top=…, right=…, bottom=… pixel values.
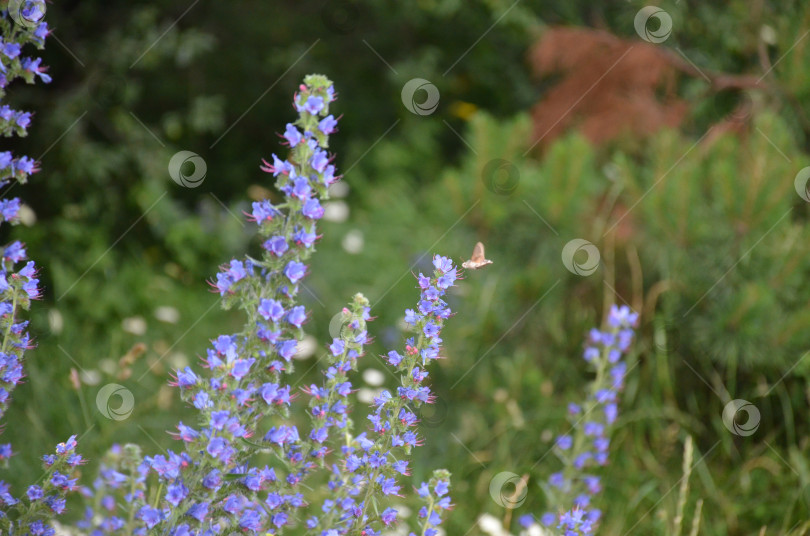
left=471, top=241, right=486, bottom=262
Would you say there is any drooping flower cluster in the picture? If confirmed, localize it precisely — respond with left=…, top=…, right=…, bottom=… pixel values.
left=74, top=75, right=456, bottom=535
left=523, top=305, right=638, bottom=535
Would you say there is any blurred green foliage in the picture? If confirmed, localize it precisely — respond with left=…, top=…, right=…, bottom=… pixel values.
left=4, top=0, right=810, bottom=534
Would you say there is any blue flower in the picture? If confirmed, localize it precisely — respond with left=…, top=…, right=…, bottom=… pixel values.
left=137, top=506, right=164, bottom=529
left=291, top=176, right=311, bottom=199
left=4, top=241, right=26, bottom=262
left=239, top=509, right=263, bottom=531
left=382, top=507, right=399, bottom=525
left=283, top=123, right=302, bottom=146
left=1, top=42, right=20, bottom=59
left=260, top=154, right=293, bottom=176
left=26, top=485, right=43, bottom=501
left=202, top=470, right=222, bottom=490
left=302, top=198, right=324, bottom=219
left=423, top=321, right=440, bottom=338
left=272, top=511, right=288, bottom=527
left=251, top=200, right=279, bottom=223
left=556, top=434, right=573, bottom=450
left=304, top=96, right=324, bottom=114
left=432, top=255, right=453, bottom=272
left=16, top=111, right=31, bottom=128
left=287, top=305, right=307, bottom=327
left=171, top=366, right=198, bottom=388
left=311, top=149, right=329, bottom=172
left=607, top=304, right=639, bottom=328
left=277, top=339, right=298, bottom=360
left=0, top=151, right=12, bottom=169
left=165, top=481, right=188, bottom=507
left=293, top=226, right=318, bottom=248
left=329, top=338, right=345, bottom=356
left=319, top=115, right=338, bottom=134
left=230, top=358, right=255, bottom=379
left=284, top=261, right=307, bottom=283
left=213, top=259, right=247, bottom=295
left=258, top=298, right=285, bottom=322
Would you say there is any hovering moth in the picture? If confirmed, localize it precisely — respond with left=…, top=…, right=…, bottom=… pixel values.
left=462, top=241, right=493, bottom=270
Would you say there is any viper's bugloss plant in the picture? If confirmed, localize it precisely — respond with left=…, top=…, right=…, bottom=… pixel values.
left=0, top=4, right=86, bottom=536
left=74, top=74, right=455, bottom=535
left=0, top=11, right=457, bottom=527
left=519, top=305, right=638, bottom=536
left=0, top=2, right=49, bottom=423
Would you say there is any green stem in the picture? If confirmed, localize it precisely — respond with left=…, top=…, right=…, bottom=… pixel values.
left=126, top=465, right=140, bottom=532
left=355, top=329, right=428, bottom=526
left=1, top=290, right=18, bottom=354
left=561, top=330, right=613, bottom=501
left=419, top=497, right=435, bottom=536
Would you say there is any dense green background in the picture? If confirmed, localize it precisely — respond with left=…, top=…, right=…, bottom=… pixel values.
left=4, top=0, right=810, bottom=534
